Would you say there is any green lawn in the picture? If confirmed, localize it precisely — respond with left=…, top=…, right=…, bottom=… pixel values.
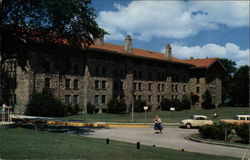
left=0, top=128, right=239, bottom=160
left=62, top=107, right=249, bottom=123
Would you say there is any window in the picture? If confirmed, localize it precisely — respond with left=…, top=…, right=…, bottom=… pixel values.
left=133, top=83, right=137, bottom=90
left=171, top=95, right=174, bottom=99
left=45, top=78, right=50, bottom=88
left=65, top=95, right=71, bottom=104
left=138, top=95, right=142, bottom=100
left=158, top=84, right=161, bottom=91
left=196, top=87, right=200, bottom=93
left=102, top=95, right=106, bottom=103
left=120, top=68, right=124, bottom=77
left=44, top=61, right=50, bottom=73
left=162, top=84, right=165, bottom=91
left=183, top=85, right=186, bottom=92
left=162, top=95, right=164, bottom=100
left=120, top=82, right=123, bottom=90
left=148, top=71, right=152, bottom=80
left=65, top=79, right=71, bottom=89
left=73, top=95, right=78, bottom=104
left=95, top=80, right=99, bottom=89
left=95, top=65, right=99, bottom=76
left=175, top=95, right=178, bottom=99
left=197, top=78, right=200, bottom=84
left=133, top=70, right=137, bottom=78
left=102, top=66, right=106, bottom=76
left=73, top=64, right=79, bottom=74
left=148, top=95, right=151, bottom=102
left=101, top=80, right=106, bottom=89
left=175, top=85, right=178, bottom=92
left=95, top=95, right=99, bottom=104
left=113, top=81, right=118, bottom=90
left=171, top=84, right=174, bottom=92
left=73, top=79, right=79, bottom=89
left=138, top=83, right=142, bottom=91
left=148, top=83, right=152, bottom=91
left=157, top=72, right=161, bottom=80
left=157, top=95, right=160, bottom=102
left=161, top=73, right=165, bottom=81
left=113, top=68, right=118, bottom=77
left=139, top=71, right=142, bottom=79
left=133, top=95, right=136, bottom=101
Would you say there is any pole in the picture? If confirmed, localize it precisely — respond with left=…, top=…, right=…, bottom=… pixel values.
left=131, top=97, right=134, bottom=122
left=131, top=89, right=134, bottom=122
left=145, top=110, right=147, bottom=122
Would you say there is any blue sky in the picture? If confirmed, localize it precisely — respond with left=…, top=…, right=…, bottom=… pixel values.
left=92, top=0, right=249, bottom=67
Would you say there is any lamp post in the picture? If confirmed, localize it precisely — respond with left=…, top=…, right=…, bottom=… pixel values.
left=131, top=89, right=135, bottom=122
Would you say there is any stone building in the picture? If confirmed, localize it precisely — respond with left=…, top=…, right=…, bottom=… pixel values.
left=1, top=34, right=226, bottom=114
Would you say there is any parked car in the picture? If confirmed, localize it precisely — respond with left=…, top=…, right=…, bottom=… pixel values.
left=180, top=115, right=213, bottom=129
left=220, top=115, right=250, bottom=125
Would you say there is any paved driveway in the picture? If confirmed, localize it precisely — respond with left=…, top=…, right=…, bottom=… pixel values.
left=85, top=126, right=249, bottom=159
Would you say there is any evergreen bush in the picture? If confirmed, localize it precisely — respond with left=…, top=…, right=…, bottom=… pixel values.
left=87, top=102, right=95, bottom=114
left=134, top=99, right=146, bottom=112
left=25, top=89, right=65, bottom=117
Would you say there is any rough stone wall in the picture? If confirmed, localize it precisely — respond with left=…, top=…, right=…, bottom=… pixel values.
left=14, top=66, right=32, bottom=114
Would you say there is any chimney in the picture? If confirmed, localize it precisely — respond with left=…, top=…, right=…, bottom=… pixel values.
left=124, top=35, right=133, bottom=53
left=165, top=44, right=172, bottom=59
left=97, top=33, right=104, bottom=45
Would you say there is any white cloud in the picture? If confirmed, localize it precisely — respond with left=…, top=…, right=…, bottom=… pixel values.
left=167, top=43, right=249, bottom=67
left=97, top=1, right=249, bottom=41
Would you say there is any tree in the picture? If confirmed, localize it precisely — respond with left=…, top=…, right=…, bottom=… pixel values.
left=220, top=59, right=237, bottom=105
left=1, top=0, right=106, bottom=105
left=182, top=95, right=191, bottom=110
left=231, top=65, right=249, bottom=107
left=202, top=90, right=215, bottom=109
left=107, top=98, right=127, bottom=114
left=25, top=89, right=65, bottom=117
left=134, top=99, right=146, bottom=112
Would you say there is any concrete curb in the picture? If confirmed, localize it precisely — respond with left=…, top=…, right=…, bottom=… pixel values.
left=189, top=134, right=249, bottom=149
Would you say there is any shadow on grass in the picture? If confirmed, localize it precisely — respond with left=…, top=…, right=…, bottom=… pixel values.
left=15, top=122, right=109, bottom=135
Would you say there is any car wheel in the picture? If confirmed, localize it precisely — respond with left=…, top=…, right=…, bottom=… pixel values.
left=185, top=123, right=192, bottom=129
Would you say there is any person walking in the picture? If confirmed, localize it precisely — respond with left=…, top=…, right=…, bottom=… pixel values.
left=154, top=115, right=163, bottom=134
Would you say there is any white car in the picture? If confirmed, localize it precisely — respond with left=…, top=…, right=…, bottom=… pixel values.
left=180, top=115, right=213, bottom=129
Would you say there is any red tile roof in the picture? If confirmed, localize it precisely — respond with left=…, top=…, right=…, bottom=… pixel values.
left=182, top=58, right=218, bottom=68
left=89, top=42, right=190, bottom=65
left=89, top=42, right=222, bottom=69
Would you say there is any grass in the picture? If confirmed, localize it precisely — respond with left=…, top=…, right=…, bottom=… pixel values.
left=191, top=134, right=249, bottom=148
left=62, top=107, right=249, bottom=123
left=0, top=127, right=239, bottom=160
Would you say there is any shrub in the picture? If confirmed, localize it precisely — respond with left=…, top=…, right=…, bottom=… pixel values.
left=182, top=95, right=191, bottom=110
left=171, top=99, right=182, bottom=111
left=235, top=124, right=249, bottom=144
left=160, top=98, right=171, bottom=111
left=134, top=99, right=146, bottom=112
left=25, top=89, right=65, bottom=117
left=199, top=123, right=249, bottom=144
left=65, top=104, right=73, bottom=116
left=107, top=98, right=127, bottom=114
left=72, top=104, right=79, bottom=115
left=199, top=124, right=226, bottom=140
left=202, top=90, right=215, bottom=109
left=87, top=102, right=95, bottom=114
